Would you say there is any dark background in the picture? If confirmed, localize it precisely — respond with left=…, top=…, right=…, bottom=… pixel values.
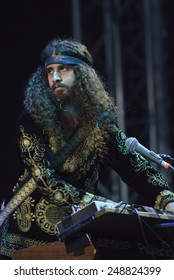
left=0, top=1, right=73, bottom=199
left=0, top=0, right=174, bottom=201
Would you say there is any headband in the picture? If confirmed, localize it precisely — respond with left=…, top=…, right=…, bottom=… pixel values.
left=44, top=55, right=89, bottom=68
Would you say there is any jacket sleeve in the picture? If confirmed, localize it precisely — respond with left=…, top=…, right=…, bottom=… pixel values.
left=104, top=125, right=174, bottom=207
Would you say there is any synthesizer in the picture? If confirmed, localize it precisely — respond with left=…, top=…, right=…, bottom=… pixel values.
left=57, top=201, right=174, bottom=239
left=56, top=201, right=174, bottom=259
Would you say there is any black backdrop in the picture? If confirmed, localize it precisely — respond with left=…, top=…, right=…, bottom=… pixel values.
left=0, top=0, right=73, bottom=199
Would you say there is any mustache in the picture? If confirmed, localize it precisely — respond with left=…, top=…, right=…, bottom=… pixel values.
left=51, top=81, right=70, bottom=90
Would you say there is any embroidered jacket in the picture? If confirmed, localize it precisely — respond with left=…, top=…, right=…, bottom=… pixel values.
left=0, top=111, right=172, bottom=258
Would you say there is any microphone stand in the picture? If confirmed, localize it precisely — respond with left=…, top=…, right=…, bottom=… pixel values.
left=159, top=154, right=174, bottom=161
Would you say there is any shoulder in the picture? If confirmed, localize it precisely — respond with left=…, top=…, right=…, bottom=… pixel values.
left=16, top=111, right=45, bottom=142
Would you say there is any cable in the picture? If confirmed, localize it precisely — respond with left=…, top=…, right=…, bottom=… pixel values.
left=131, top=206, right=174, bottom=259
left=132, top=207, right=157, bottom=260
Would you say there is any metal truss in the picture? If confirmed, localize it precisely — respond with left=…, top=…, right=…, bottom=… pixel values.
left=71, top=0, right=171, bottom=203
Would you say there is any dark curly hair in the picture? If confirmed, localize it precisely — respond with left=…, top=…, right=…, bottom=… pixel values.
left=23, top=38, right=118, bottom=155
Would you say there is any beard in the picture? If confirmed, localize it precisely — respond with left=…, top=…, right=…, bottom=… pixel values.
left=49, top=87, right=82, bottom=115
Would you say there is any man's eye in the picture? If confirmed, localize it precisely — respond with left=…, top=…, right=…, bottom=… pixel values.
left=46, top=68, right=53, bottom=74
left=59, top=65, right=71, bottom=71
left=59, top=65, right=67, bottom=71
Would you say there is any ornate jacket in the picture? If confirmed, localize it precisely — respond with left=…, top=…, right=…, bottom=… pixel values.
left=0, top=111, right=172, bottom=258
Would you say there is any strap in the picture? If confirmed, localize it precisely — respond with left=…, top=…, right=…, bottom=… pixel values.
left=0, top=178, right=37, bottom=227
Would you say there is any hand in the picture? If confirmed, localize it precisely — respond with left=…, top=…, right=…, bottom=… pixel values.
left=165, top=202, right=174, bottom=213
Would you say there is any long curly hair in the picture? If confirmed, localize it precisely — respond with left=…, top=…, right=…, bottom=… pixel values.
left=24, top=38, right=118, bottom=155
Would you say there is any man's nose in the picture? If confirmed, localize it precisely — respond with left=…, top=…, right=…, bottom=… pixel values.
left=53, top=71, right=61, bottom=82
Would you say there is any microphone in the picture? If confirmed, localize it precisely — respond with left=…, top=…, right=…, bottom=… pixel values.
left=125, top=137, right=174, bottom=171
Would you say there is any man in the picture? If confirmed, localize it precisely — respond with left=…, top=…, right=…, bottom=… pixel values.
left=0, top=37, right=174, bottom=258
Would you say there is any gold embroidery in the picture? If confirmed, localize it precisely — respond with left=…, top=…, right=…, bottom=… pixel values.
left=63, top=139, right=89, bottom=172
left=12, top=169, right=30, bottom=193
left=0, top=221, right=47, bottom=257
left=62, top=126, right=101, bottom=173
left=18, top=126, right=102, bottom=206
left=20, top=126, right=45, bottom=158
left=0, top=178, right=37, bottom=227
left=49, top=133, right=65, bottom=154
left=35, top=198, right=68, bottom=235
left=13, top=197, right=35, bottom=232
left=48, top=184, right=70, bottom=205
left=130, top=153, right=168, bottom=187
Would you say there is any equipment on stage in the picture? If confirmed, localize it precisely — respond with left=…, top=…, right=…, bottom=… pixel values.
left=57, top=201, right=174, bottom=259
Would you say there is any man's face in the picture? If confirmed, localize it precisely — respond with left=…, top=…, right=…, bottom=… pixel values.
left=46, top=63, right=75, bottom=100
